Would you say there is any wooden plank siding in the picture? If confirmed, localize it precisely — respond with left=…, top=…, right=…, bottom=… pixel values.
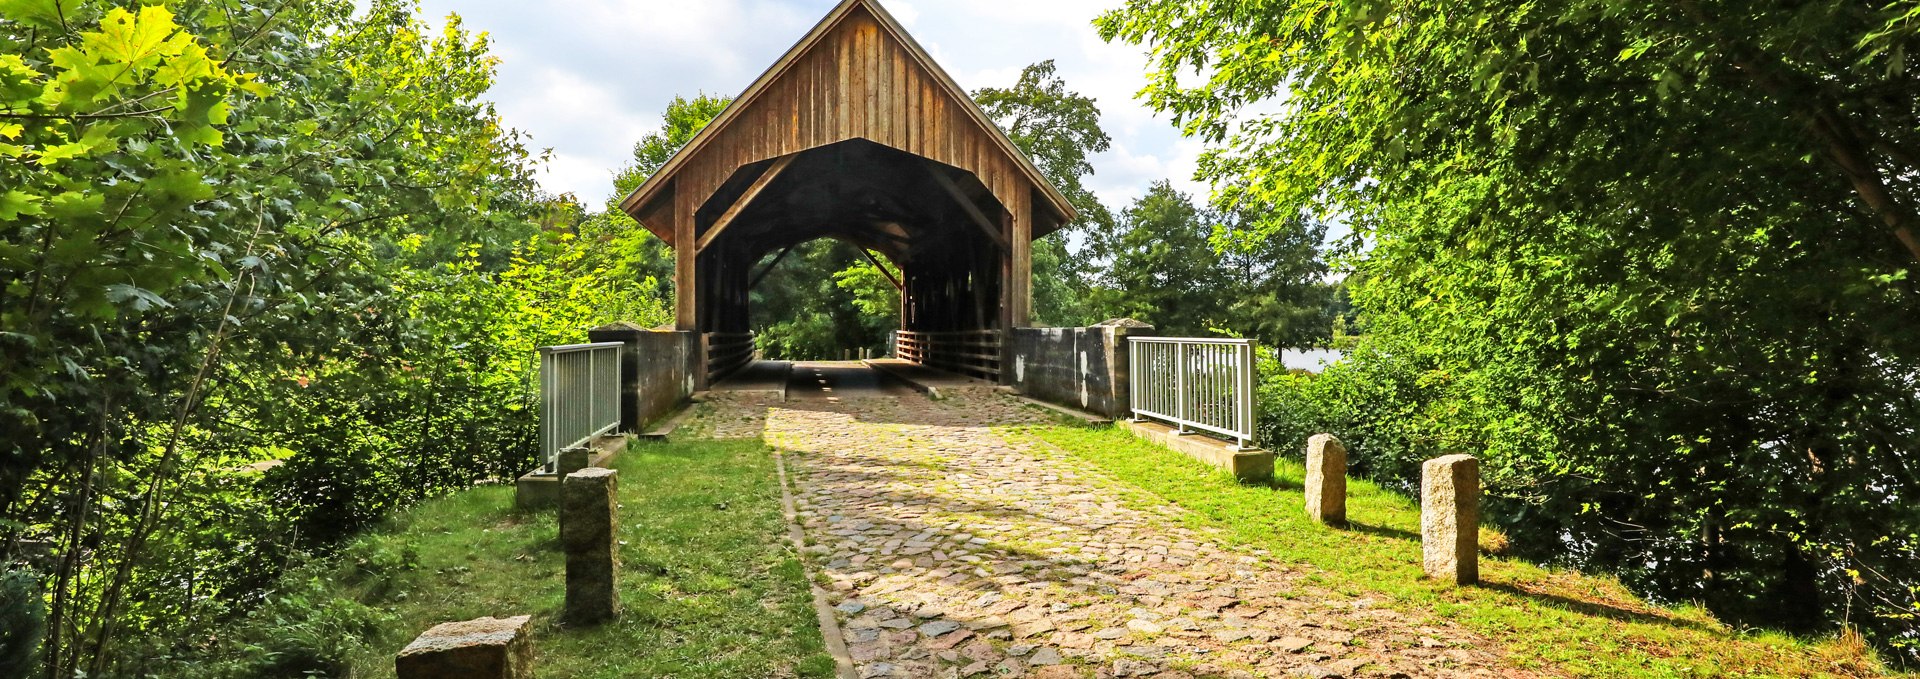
left=657, top=9, right=1035, bottom=243
left=624, top=0, right=1078, bottom=382
left=624, top=0, right=1071, bottom=239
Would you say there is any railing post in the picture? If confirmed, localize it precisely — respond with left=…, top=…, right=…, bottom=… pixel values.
left=539, top=347, right=554, bottom=474
left=1174, top=341, right=1188, bottom=434
left=587, top=349, right=597, bottom=449
left=1127, top=338, right=1138, bottom=420
left=1239, top=342, right=1254, bottom=449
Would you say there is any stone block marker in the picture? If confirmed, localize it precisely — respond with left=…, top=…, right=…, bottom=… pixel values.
left=561, top=467, right=619, bottom=625
left=556, top=446, right=593, bottom=476
left=395, top=615, right=533, bottom=679
left=1304, top=434, right=1347, bottom=525
left=1421, top=454, right=1480, bottom=585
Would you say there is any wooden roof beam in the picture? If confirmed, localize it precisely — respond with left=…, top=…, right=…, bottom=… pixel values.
left=860, top=249, right=903, bottom=290
left=926, top=165, right=1008, bottom=250
left=695, top=155, right=797, bottom=254
left=747, top=244, right=799, bottom=291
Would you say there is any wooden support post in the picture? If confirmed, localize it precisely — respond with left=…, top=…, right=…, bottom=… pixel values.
left=860, top=249, right=903, bottom=290
left=748, top=245, right=797, bottom=292
left=1009, top=191, right=1032, bottom=329
left=675, top=190, right=697, bottom=332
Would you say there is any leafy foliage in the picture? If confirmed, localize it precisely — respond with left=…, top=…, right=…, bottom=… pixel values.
left=1100, top=0, right=1920, bottom=659
left=612, top=93, right=732, bottom=201
left=754, top=240, right=895, bottom=360
left=1089, top=182, right=1333, bottom=347
left=0, top=570, right=43, bottom=679
left=975, top=60, right=1114, bottom=326
left=0, top=1, right=665, bottom=675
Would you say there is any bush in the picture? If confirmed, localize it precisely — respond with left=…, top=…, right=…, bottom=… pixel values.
left=1257, top=331, right=1920, bottom=664
left=1256, top=339, right=1464, bottom=496
left=181, top=573, right=389, bottom=679
left=0, top=570, right=44, bottom=679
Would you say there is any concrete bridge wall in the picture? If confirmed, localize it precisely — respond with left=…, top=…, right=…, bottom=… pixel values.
left=1007, top=321, right=1155, bottom=419
left=587, top=325, right=699, bottom=432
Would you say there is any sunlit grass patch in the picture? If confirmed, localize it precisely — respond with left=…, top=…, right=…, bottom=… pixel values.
left=319, top=438, right=831, bottom=678
left=1011, top=424, right=1899, bottom=678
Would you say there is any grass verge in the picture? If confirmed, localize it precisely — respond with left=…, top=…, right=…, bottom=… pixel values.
left=1011, top=424, right=1898, bottom=678
left=227, top=439, right=833, bottom=678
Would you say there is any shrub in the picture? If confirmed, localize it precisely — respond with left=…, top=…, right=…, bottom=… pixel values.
left=186, top=574, right=389, bottom=679
left=0, top=570, right=45, bottom=679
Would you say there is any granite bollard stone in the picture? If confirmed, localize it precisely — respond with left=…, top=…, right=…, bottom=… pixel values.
left=1421, top=454, right=1480, bottom=585
left=561, top=467, right=619, bottom=625
left=1304, top=434, right=1347, bottom=525
left=395, top=615, right=533, bottom=679
left=556, top=446, right=593, bottom=476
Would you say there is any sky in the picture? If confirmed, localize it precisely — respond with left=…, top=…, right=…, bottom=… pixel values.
left=408, top=0, right=1212, bottom=213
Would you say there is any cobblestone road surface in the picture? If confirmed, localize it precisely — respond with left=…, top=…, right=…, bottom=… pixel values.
left=687, top=384, right=1530, bottom=679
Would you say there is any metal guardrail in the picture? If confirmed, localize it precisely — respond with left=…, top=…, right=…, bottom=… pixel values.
left=538, top=342, right=624, bottom=473
left=1129, top=337, right=1257, bottom=449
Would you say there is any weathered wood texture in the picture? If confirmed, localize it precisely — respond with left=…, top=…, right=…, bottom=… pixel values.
left=624, top=2, right=1070, bottom=245
left=621, top=0, right=1075, bottom=378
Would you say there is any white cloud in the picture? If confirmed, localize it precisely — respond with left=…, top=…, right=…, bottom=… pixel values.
left=885, top=0, right=920, bottom=26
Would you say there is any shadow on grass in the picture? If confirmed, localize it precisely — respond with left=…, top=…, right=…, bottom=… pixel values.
left=1478, top=575, right=1720, bottom=634
left=1342, top=520, right=1421, bottom=543
left=1253, top=475, right=1306, bottom=493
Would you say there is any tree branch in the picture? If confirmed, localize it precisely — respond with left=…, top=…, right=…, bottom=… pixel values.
left=0, top=105, right=176, bottom=121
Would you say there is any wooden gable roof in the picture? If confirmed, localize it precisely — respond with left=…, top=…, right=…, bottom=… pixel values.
left=618, top=0, right=1078, bottom=246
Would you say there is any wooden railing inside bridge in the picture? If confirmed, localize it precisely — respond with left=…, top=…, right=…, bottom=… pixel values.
left=705, top=332, right=755, bottom=383
left=895, top=329, right=1001, bottom=382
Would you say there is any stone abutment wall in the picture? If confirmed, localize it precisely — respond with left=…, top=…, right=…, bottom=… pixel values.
left=1007, top=320, right=1154, bottom=419
left=587, top=323, right=698, bottom=433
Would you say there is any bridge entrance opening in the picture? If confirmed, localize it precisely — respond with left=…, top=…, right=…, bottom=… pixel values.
left=617, top=0, right=1077, bottom=389
left=741, top=237, right=901, bottom=363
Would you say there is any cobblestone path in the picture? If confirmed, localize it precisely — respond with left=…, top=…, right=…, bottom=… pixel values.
left=692, top=388, right=1529, bottom=679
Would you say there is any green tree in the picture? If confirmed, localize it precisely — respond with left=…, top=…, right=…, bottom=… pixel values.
left=0, top=1, right=606, bottom=675
left=974, top=60, right=1113, bottom=327
left=753, top=240, right=894, bottom=360
left=585, top=94, right=736, bottom=324
left=1100, top=0, right=1920, bottom=657
left=612, top=93, right=732, bottom=199
left=1214, top=206, right=1333, bottom=348
left=1090, top=183, right=1332, bottom=347
left=1090, top=182, right=1224, bottom=335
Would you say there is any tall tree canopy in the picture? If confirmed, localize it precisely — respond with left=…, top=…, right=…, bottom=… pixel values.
left=974, top=59, right=1114, bottom=233
left=1090, top=182, right=1331, bottom=347
left=0, top=1, right=664, bottom=674
left=1101, top=0, right=1920, bottom=657
left=974, top=60, right=1114, bottom=326
left=611, top=93, right=732, bottom=201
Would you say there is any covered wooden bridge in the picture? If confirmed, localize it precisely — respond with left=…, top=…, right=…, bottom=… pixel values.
left=618, top=0, right=1075, bottom=387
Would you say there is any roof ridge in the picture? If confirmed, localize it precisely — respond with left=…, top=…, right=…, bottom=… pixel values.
left=616, top=0, right=1076, bottom=229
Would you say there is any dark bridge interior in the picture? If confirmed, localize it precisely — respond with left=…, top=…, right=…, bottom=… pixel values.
left=695, top=139, right=1009, bottom=345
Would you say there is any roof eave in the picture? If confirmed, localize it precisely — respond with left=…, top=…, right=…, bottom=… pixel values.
left=616, top=0, right=1081, bottom=232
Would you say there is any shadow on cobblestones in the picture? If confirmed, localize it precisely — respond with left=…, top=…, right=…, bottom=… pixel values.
left=674, top=389, right=1533, bottom=678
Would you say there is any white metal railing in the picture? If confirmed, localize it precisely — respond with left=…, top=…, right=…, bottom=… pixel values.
left=1129, top=337, right=1257, bottom=449
left=538, top=342, right=624, bottom=473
